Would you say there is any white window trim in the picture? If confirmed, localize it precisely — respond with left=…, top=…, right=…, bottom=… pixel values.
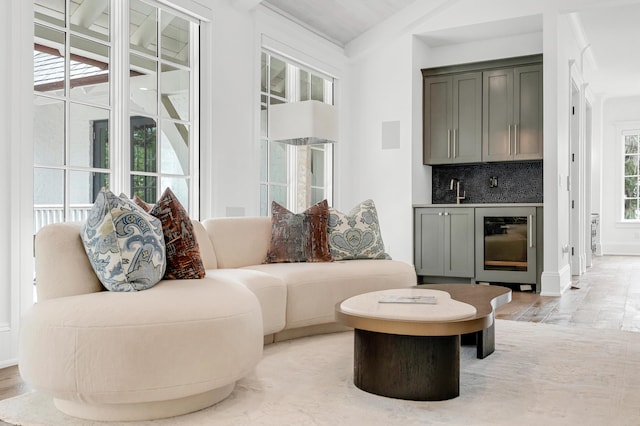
left=616, top=121, right=640, bottom=225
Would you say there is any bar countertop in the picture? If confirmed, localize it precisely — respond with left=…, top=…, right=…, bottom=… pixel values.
left=412, top=203, right=544, bottom=208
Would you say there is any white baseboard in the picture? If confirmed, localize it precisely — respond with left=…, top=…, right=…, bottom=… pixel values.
left=0, top=358, right=18, bottom=369
left=602, top=243, right=640, bottom=256
left=540, top=264, right=572, bottom=296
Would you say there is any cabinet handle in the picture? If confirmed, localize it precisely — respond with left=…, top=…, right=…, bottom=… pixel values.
left=453, top=129, right=457, bottom=158
left=508, top=124, right=512, bottom=155
left=514, top=123, right=518, bottom=155
left=447, top=130, right=451, bottom=158
left=438, top=212, right=443, bottom=216
left=528, top=214, right=534, bottom=248
left=444, top=212, right=449, bottom=216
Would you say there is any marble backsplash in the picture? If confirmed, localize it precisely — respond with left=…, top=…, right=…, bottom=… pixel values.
left=431, top=161, right=543, bottom=204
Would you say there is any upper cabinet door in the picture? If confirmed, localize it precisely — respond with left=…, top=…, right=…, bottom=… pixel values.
left=483, top=65, right=543, bottom=162
left=482, top=68, right=514, bottom=162
left=423, top=73, right=481, bottom=165
left=514, top=64, right=543, bottom=160
left=452, top=72, right=482, bottom=164
left=423, top=76, right=453, bottom=164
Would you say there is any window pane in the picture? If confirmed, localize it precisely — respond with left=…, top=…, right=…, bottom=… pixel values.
left=70, top=35, right=110, bottom=106
left=34, top=25, right=65, bottom=97
left=311, top=75, right=324, bottom=101
left=161, top=120, right=189, bottom=175
left=70, top=170, right=109, bottom=208
left=69, top=0, right=110, bottom=42
left=269, top=142, right=287, bottom=184
left=34, top=96, right=64, bottom=166
left=270, top=57, right=286, bottom=98
left=625, top=155, right=639, bottom=176
left=625, top=199, right=639, bottom=220
left=161, top=63, right=189, bottom=120
left=130, top=0, right=157, bottom=56
left=300, top=70, right=310, bottom=101
left=131, top=116, right=157, bottom=172
left=131, top=174, right=157, bottom=202
left=261, top=52, right=267, bottom=93
left=260, top=139, right=268, bottom=181
left=130, top=54, right=158, bottom=115
left=625, top=177, right=639, bottom=198
left=260, top=95, right=267, bottom=138
left=311, top=147, right=325, bottom=187
left=260, top=184, right=268, bottom=216
left=311, top=188, right=324, bottom=205
left=160, top=177, right=189, bottom=207
left=270, top=184, right=287, bottom=207
left=625, top=135, right=639, bottom=154
left=34, top=168, right=64, bottom=232
left=69, top=103, right=110, bottom=168
left=34, top=0, right=65, bottom=28
left=161, top=10, right=190, bottom=67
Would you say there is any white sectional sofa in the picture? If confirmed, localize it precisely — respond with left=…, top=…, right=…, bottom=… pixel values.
left=19, top=217, right=416, bottom=421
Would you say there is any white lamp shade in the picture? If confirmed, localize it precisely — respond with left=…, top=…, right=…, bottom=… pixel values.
left=269, top=100, right=339, bottom=145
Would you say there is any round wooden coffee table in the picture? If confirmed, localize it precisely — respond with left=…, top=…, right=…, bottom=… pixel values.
left=335, top=285, right=511, bottom=401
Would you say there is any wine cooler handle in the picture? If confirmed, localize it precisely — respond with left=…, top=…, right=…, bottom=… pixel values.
left=528, top=215, right=534, bottom=248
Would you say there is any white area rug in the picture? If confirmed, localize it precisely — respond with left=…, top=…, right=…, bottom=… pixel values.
left=2, top=319, right=640, bottom=426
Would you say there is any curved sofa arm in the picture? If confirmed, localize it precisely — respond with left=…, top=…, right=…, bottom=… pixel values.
left=35, top=222, right=103, bottom=301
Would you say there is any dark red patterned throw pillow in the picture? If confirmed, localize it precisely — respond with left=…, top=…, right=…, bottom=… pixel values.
left=264, top=199, right=333, bottom=263
left=148, top=188, right=206, bottom=279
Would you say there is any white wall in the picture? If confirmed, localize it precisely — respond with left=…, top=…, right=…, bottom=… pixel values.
left=601, top=96, right=640, bottom=254
left=342, top=34, right=414, bottom=262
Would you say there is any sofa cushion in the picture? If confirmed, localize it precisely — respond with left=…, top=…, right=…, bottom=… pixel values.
left=206, top=269, right=287, bottom=335
left=19, top=278, right=263, bottom=409
left=203, top=217, right=272, bottom=268
left=145, top=188, right=206, bottom=280
left=245, top=259, right=416, bottom=330
left=35, top=222, right=103, bottom=301
left=264, top=200, right=332, bottom=263
left=191, top=220, right=217, bottom=269
left=81, top=188, right=166, bottom=292
left=327, top=199, right=390, bottom=260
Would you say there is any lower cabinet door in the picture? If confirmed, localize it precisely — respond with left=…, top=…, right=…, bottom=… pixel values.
left=414, top=208, right=445, bottom=276
left=445, top=208, right=475, bottom=277
left=414, top=208, right=474, bottom=278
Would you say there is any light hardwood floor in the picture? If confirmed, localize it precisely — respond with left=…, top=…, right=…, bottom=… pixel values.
left=1, top=255, right=639, bottom=406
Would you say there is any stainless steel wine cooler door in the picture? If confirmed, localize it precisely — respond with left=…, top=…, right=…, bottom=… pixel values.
left=475, top=207, right=537, bottom=284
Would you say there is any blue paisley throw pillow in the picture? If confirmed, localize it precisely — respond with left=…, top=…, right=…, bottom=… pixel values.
left=327, top=199, right=390, bottom=260
left=81, top=188, right=166, bottom=291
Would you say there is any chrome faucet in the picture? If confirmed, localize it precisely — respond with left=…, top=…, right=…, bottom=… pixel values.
left=449, top=178, right=466, bottom=204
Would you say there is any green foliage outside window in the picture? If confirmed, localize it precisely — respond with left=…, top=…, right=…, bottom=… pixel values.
left=624, top=133, right=640, bottom=220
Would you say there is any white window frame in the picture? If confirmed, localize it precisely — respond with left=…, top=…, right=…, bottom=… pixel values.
left=260, top=49, right=335, bottom=215
left=33, top=0, right=203, bottom=233
left=620, top=125, right=640, bottom=223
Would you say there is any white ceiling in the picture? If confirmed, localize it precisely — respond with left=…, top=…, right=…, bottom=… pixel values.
left=258, top=0, right=640, bottom=98
left=261, top=0, right=416, bottom=46
left=576, top=2, right=640, bottom=98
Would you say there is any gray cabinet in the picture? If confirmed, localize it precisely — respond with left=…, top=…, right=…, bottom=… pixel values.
left=414, top=207, right=475, bottom=277
left=423, top=72, right=482, bottom=165
left=482, top=64, right=543, bottom=161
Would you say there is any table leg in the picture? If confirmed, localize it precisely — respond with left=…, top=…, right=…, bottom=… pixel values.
left=476, top=321, right=495, bottom=359
left=353, top=329, right=459, bottom=401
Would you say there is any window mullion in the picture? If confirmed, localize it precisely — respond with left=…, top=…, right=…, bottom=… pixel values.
left=111, top=0, right=129, bottom=196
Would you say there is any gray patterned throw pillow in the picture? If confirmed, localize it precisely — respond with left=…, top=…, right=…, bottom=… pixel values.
left=327, top=199, right=390, bottom=260
left=81, top=188, right=166, bottom=291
